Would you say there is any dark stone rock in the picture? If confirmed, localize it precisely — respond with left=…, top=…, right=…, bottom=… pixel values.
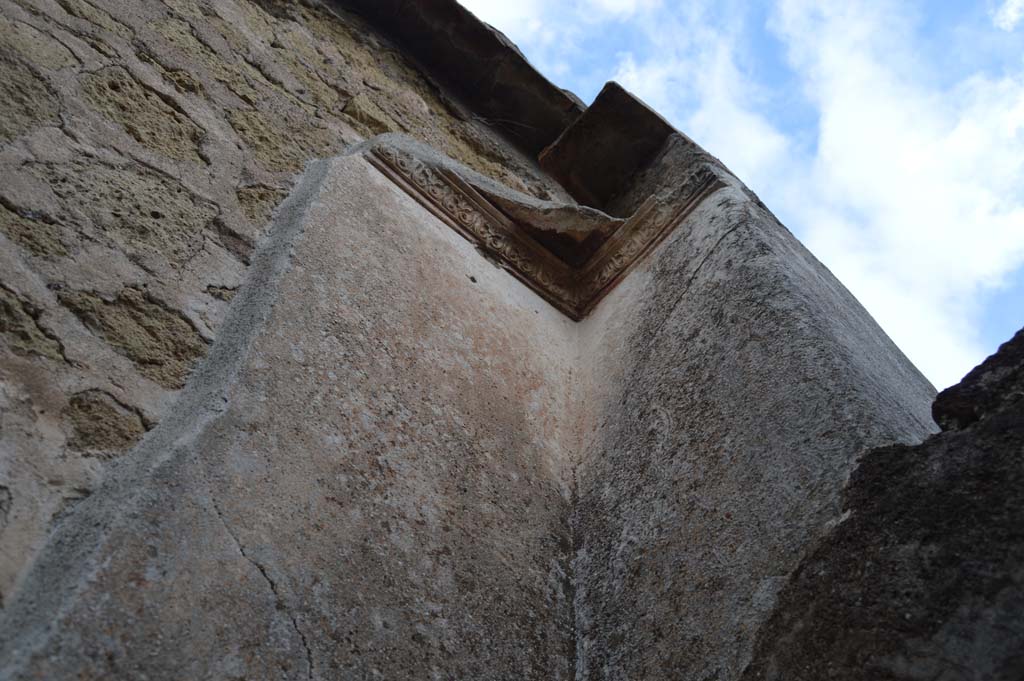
left=336, top=0, right=585, bottom=156
left=933, top=327, right=1024, bottom=430
left=539, top=82, right=676, bottom=214
left=742, top=325, right=1024, bottom=681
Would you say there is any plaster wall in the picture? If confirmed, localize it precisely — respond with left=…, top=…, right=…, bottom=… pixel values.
left=1, top=147, right=941, bottom=680
left=0, top=153, right=581, bottom=679
left=0, top=0, right=558, bottom=607
left=573, top=175, right=937, bottom=679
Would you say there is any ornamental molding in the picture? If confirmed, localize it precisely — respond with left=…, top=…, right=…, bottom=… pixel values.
left=365, top=141, right=722, bottom=321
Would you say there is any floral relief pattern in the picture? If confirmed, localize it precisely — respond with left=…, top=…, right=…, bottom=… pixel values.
left=368, top=143, right=720, bottom=319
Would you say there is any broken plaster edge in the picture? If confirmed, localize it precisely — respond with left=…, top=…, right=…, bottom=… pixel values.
left=0, top=158, right=333, bottom=677
left=355, top=133, right=725, bottom=320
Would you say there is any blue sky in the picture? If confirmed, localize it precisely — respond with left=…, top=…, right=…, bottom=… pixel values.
left=459, top=0, right=1024, bottom=389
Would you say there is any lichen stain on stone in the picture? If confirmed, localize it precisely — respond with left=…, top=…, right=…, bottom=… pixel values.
left=81, top=66, right=205, bottom=163
left=237, top=184, right=286, bottom=228
left=0, top=53, right=61, bottom=143
left=160, top=0, right=206, bottom=20
left=0, top=202, right=68, bottom=258
left=34, top=160, right=217, bottom=270
left=0, top=486, right=11, bottom=533
left=0, top=16, right=78, bottom=70
left=230, top=0, right=277, bottom=43
left=267, top=23, right=342, bottom=110
left=342, top=94, right=395, bottom=136
left=228, top=108, right=337, bottom=173
left=0, top=286, right=66, bottom=362
left=59, top=287, right=208, bottom=389
left=64, top=389, right=147, bottom=457
left=144, top=0, right=555, bottom=194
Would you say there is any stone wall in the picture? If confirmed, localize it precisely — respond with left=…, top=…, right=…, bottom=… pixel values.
left=572, top=169, right=937, bottom=679
left=742, top=328, right=1024, bottom=679
left=0, top=151, right=581, bottom=680
left=0, top=0, right=557, bottom=606
left=4, top=1, right=1017, bottom=679
left=0, top=141, right=944, bottom=679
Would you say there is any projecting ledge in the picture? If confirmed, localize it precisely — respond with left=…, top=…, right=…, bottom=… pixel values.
left=357, top=133, right=724, bottom=320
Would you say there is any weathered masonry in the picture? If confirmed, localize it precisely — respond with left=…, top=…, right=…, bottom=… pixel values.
left=0, top=1, right=1021, bottom=679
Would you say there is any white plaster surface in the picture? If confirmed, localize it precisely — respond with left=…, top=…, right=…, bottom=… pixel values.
left=0, top=155, right=937, bottom=680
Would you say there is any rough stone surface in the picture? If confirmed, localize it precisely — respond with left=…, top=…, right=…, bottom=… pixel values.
left=81, top=65, right=206, bottom=163
left=65, top=389, right=148, bottom=457
left=59, top=287, right=209, bottom=389
left=742, top=327, right=1024, bottom=681
left=1, top=0, right=1018, bottom=678
left=237, top=183, right=288, bottom=227
left=0, top=14, right=78, bottom=69
left=32, top=158, right=221, bottom=272
left=0, top=52, right=61, bottom=143
left=0, top=154, right=579, bottom=680
left=933, top=327, right=1024, bottom=431
left=0, top=285, right=65, bottom=362
left=0, top=0, right=564, bottom=605
left=570, top=173, right=938, bottom=680
left=0, top=201, right=67, bottom=258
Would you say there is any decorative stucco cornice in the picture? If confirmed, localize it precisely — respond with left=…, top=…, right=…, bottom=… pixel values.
left=365, top=141, right=722, bottom=320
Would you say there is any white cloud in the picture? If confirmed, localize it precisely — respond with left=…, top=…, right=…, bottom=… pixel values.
left=993, top=0, right=1024, bottom=31
left=587, top=0, right=662, bottom=17
left=767, top=0, right=1024, bottom=387
left=456, top=0, right=546, bottom=35
left=456, top=0, right=1024, bottom=388
left=454, top=1, right=583, bottom=76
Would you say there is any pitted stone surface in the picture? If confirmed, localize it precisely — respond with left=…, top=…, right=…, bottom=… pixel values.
left=0, top=149, right=943, bottom=680
left=59, top=287, right=210, bottom=389
left=81, top=65, right=206, bottom=163
left=2, top=0, right=1018, bottom=679
left=0, top=0, right=565, bottom=605
left=64, top=389, right=148, bottom=457
left=741, top=327, right=1024, bottom=681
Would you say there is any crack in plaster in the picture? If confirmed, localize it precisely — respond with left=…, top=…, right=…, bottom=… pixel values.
left=0, top=158, right=332, bottom=676
left=210, top=497, right=316, bottom=681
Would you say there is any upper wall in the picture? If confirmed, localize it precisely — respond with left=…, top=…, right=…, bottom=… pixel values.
left=0, top=1, right=955, bottom=679
left=0, top=150, right=582, bottom=680
left=572, top=169, right=937, bottom=679
left=0, top=0, right=567, bottom=608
